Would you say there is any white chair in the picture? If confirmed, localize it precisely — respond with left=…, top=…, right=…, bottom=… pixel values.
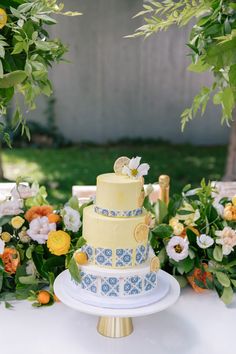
left=212, top=181, right=236, bottom=202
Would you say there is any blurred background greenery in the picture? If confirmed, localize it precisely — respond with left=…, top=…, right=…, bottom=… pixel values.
left=1, top=141, right=226, bottom=205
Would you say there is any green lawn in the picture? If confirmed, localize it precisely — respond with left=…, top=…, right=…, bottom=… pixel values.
left=1, top=142, right=227, bottom=205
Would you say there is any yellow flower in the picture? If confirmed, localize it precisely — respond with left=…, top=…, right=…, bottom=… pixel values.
left=11, top=216, right=25, bottom=229
left=1, top=232, right=11, bottom=242
left=0, top=8, right=7, bottom=29
left=47, top=230, right=71, bottom=256
left=232, top=196, right=236, bottom=206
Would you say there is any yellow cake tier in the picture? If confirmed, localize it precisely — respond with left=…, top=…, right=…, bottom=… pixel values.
left=83, top=205, right=147, bottom=248
left=95, top=173, right=144, bottom=213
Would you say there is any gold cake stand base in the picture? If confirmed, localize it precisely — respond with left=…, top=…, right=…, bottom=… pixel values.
left=97, top=316, right=133, bottom=338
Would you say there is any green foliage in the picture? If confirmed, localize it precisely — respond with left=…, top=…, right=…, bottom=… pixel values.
left=0, top=0, right=81, bottom=145
left=130, top=0, right=236, bottom=127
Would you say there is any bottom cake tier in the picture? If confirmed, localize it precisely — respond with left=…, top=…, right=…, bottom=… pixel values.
left=71, top=254, right=159, bottom=298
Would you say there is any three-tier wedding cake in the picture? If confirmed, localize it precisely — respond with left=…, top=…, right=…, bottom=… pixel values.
left=71, top=156, right=160, bottom=302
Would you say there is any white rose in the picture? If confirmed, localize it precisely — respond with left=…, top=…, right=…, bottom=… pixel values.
left=62, top=206, right=81, bottom=232
left=0, top=198, right=23, bottom=218
left=27, top=216, right=56, bottom=244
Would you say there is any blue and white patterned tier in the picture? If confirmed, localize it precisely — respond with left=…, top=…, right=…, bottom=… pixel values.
left=81, top=243, right=149, bottom=268
left=71, top=255, right=158, bottom=298
left=94, top=205, right=143, bottom=217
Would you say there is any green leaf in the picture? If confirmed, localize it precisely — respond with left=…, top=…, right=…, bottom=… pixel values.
left=173, top=275, right=188, bottom=288
left=157, top=247, right=168, bottom=266
left=68, top=257, right=81, bottom=283
left=0, top=60, right=3, bottom=78
left=76, top=237, right=86, bottom=249
left=188, top=58, right=211, bottom=73
left=230, top=279, right=236, bottom=287
left=12, top=42, right=24, bottom=55
left=5, top=302, right=14, bottom=309
left=0, top=70, right=27, bottom=88
left=0, top=216, right=12, bottom=227
left=18, top=275, right=39, bottom=285
left=68, top=196, right=80, bottom=212
left=221, top=286, right=234, bottom=305
left=152, top=224, right=173, bottom=238
left=213, top=245, right=223, bottom=262
left=216, top=272, right=231, bottom=287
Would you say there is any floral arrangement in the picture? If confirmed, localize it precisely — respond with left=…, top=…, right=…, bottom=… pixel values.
left=0, top=180, right=87, bottom=307
left=145, top=180, right=236, bottom=305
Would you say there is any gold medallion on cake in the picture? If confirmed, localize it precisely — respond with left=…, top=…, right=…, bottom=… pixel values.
left=150, top=256, right=160, bottom=272
left=113, top=156, right=130, bottom=175
left=138, top=190, right=145, bottom=207
left=134, top=223, right=149, bottom=243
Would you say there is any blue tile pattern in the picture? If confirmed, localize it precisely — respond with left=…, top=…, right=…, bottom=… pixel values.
left=123, top=276, right=142, bottom=296
left=101, top=277, right=119, bottom=296
left=136, top=245, right=147, bottom=264
left=144, top=272, right=157, bottom=291
left=80, top=272, right=97, bottom=293
left=94, top=205, right=143, bottom=217
left=116, top=248, right=133, bottom=267
left=95, top=248, right=113, bottom=266
left=79, top=244, right=149, bottom=266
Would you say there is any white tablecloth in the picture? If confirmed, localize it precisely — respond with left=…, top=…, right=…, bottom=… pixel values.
left=1, top=287, right=235, bottom=354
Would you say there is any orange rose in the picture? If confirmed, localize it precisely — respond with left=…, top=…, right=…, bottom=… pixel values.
left=187, top=263, right=212, bottom=293
left=25, top=205, right=54, bottom=222
left=48, top=213, right=61, bottom=224
left=0, top=248, right=20, bottom=274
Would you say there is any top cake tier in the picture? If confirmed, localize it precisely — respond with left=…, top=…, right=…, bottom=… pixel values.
left=95, top=173, right=144, bottom=216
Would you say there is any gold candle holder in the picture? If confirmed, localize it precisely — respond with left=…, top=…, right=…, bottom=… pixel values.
left=97, top=316, right=133, bottom=338
left=159, top=175, right=170, bottom=205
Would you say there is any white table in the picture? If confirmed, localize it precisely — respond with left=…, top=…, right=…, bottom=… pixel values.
left=1, top=287, right=235, bottom=354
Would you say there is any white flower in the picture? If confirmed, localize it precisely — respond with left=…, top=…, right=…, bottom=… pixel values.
left=62, top=206, right=81, bottom=232
left=213, top=201, right=224, bottom=217
left=122, top=156, right=150, bottom=179
left=176, top=202, right=200, bottom=226
left=26, top=260, right=37, bottom=276
left=197, top=234, right=214, bottom=249
left=11, top=183, right=39, bottom=200
left=0, top=198, right=23, bottom=218
left=27, top=216, right=56, bottom=244
left=215, top=227, right=236, bottom=255
left=0, top=239, right=5, bottom=255
left=166, top=236, right=189, bottom=262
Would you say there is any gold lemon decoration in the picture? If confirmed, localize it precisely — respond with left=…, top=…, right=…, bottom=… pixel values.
left=113, top=156, right=130, bottom=175
left=150, top=256, right=160, bottom=272
left=138, top=190, right=145, bottom=207
left=74, top=251, right=88, bottom=265
left=0, top=8, right=7, bottom=29
left=11, top=216, right=25, bottom=229
left=134, top=223, right=149, bottom=243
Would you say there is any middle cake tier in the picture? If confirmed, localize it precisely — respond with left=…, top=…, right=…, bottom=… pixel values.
left=82, top=205, right=150, bottom=268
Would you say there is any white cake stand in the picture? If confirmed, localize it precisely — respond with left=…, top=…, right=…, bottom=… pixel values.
left=54, top=269, right=180, bottom=338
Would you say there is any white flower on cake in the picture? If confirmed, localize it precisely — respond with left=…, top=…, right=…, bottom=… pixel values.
left=166, top=236, right=189, bottom=262
left=197, top=234, right=214, bottom=249
left=0, top=239, right=5, bottom=255
left=215, top=227, right=236, bottom=255
left=0, top=198, right=23, bottom=218
left=27, top=216, right=56, bottom=244
left=62, top=206, right=81, bottom=232
left=11, top=183, right=39, bottom=200
left=122, top=156, right=150, bottom=179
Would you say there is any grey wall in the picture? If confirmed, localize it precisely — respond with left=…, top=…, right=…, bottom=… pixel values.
left=30, top=0, right=230, bottom=145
